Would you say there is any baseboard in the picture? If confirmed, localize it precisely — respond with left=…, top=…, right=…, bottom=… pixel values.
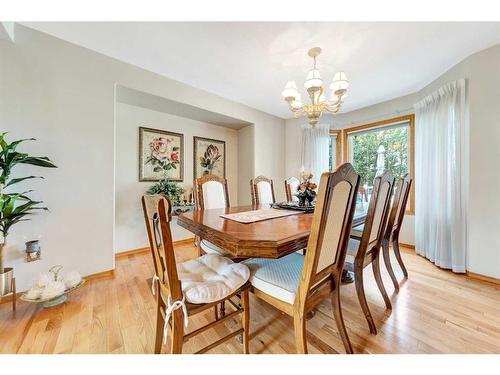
left=85, top=269, right=115, bottom=280
left=467, top=271, right=500, bottom=286
left=115, top=247, right=150, bottom=258
left=115, top=238, right=195, bottom=259
left=399, top=242, right=415, bottom=250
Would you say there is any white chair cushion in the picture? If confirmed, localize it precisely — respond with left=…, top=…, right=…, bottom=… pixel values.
left=202, top=181, right=226, bottom=209
left=200, top=239, right=229, bottom=256
left=177, top=254, right=250, bottom=304
left=242, top=253, right=304, bottom=304
left=351, top=224, right=364, bottom=238
left=345, top=238, right=360, bottom=264
left=256, top=181, right=274, bottom=205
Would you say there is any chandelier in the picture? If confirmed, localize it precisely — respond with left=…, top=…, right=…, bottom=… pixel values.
left=281, top=47, right=349, bottom=126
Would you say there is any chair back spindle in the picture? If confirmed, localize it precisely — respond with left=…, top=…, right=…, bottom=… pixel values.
left=142, top=194, right=182, bottom=301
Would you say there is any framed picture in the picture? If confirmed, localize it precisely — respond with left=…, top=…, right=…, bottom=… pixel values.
left=139, top=127, right=184, bottom=182
left=193, top=136, right=226, bottom=179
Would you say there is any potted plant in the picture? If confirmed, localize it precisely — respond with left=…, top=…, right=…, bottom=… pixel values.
left=0, top=133, right=56, bottom=296
left=146, top=179, right=185, bottom=206
left=296, top=172, right=318, bottom=207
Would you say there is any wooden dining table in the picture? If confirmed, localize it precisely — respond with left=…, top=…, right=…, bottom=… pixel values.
left=177, top=204, right=367, bottom=259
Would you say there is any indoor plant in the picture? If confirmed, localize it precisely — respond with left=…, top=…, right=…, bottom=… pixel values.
left=146, top=179, right=185, bottom=205
left=296, top=172, right=317, bottom=207
left=0, top=133, right=56, bottom=296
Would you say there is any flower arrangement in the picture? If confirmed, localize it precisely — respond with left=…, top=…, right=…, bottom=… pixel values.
left=146, top=179, right=185, bottom=205
left=145, top=136, right=180, bottom=173
left=200, top=144, right=221, bottom=175
left=296, top=172, right=317, bottom=206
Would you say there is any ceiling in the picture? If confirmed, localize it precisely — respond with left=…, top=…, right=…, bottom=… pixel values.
left=21, top=22, right=500, bottom=118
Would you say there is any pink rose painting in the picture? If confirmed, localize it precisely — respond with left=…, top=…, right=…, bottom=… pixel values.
left=139, top=127, right=183, bottom=181
left=194, top=136, right=225, bottom=178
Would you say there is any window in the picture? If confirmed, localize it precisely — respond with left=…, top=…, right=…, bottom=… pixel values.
left=328, top=130, right=341, bottom=171
left=343, top=115, right=415, bottom=214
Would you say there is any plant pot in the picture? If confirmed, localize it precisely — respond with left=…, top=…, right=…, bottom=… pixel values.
left=0, top=267, right=14, bottom=296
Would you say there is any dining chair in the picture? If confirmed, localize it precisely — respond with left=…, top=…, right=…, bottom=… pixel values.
left=243, top=163, right=360, bottom=354
left=142, top=194, right=251, bottom=354
left=194, top=174, right=231, bottom=257
left=345, top=170, right=394, bottom=335
left=351, top=174, right=412, bottom=292
left=250, top=175, right=276, bottom=205
left=284, top=177, right=300, bottom=202
left=382, top=174, right=412, bottom=291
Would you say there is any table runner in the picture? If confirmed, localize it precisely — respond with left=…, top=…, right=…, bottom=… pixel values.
left=220, top=208, right=303, bottom=224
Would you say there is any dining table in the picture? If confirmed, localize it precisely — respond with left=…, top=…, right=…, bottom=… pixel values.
left=177, top=204, right=367, bottom=259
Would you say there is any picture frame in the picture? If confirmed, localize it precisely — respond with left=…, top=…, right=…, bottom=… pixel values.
left=193, top=136, right=226, bottom=179
left=139, top=127, right=184, bottom=182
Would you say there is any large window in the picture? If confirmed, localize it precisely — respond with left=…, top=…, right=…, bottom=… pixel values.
left=328, top=129, right=341, bottom=171
left=343, top=115, right=415, bottom=214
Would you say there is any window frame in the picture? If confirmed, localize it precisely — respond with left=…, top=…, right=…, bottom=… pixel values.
left=342, top=114, right=415, bottom=215
left=329, top=129, right=342, bottom=170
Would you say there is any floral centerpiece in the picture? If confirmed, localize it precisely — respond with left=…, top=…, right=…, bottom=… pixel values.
left=200, top=144, right=221, bottom=175
left=296, top=172, right=317, bottom=207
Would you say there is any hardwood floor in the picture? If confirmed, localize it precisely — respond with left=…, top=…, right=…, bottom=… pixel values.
left=1, top=243, right=499, bottom=354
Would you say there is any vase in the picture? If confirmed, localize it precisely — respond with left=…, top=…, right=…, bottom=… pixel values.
left=298, top=196, right=306, bottom=207
left=306, top=195, right=315, bottom=206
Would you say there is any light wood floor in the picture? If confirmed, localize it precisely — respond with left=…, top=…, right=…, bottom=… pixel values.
left=1, top=243, right=500, bottom=354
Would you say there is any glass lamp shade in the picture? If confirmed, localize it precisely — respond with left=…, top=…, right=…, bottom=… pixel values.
left=304, top=69, right=323, bottom=89
left=330, top=71, right=349, bottom=92
left=282, top=81, right=299, bottom=99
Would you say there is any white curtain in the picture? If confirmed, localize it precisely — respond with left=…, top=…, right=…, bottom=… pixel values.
left=300, top=123, right=330, bottom=182
left=414, top=79, right=467, bottom=273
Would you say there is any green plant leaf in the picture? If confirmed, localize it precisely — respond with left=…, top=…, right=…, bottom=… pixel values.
left=19, top=156, right=57, bottom=168
left=5, top=176, right=42, bottom=188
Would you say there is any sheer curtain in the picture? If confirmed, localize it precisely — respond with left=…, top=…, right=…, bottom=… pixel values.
left=414, top=79, right=467, bottom=273
left=300, top=123, right=330, bottom=181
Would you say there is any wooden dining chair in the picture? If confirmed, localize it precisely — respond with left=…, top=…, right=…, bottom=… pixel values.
left=142, top=194, right=251, bottom=354
left=243, top=163, right=360, bottom=354
left=345, top=170, right=394, bottom=335
left=381, top=174, right=412, bottom=292
left=250, top=175, right=276, bottom=205
left=284, top=177, right=300, bottom=202
left=194, top=174, right=231, bottom=257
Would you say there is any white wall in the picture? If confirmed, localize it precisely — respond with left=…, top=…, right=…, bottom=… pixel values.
left=285, top=44, right=500, bottom=278
left=115, top=102, right=239, bottom=252
left=1, top=24, right=285, bottom=291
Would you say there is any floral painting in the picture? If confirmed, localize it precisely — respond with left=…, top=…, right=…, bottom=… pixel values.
left=139, top=127, right=184, bottom=181
left=193, top=136, right=226, bottom=178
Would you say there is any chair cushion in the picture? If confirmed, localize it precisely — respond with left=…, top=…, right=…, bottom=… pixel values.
left=200, top=239, right=229, bottom=256
left=242, top=253, right=304, bottom=304
left=177, top=254, right=250, bottom=304
left=345, top=238, right=360, bottom=264
left=350, top=224, right=364, bottom=238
